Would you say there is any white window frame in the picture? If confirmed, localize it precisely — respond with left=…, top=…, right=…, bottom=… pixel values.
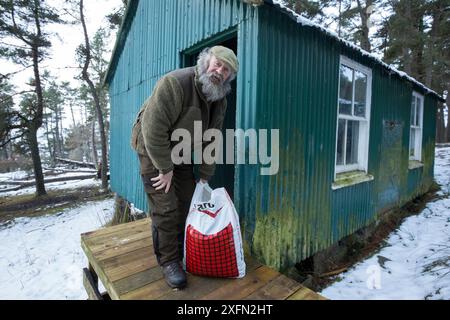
left=334, top=56, right=372, bottom=178
left=409, top=92, right=424, bottom=162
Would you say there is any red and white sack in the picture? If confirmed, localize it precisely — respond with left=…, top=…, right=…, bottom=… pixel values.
left=183, top=182, right=246, bottom=278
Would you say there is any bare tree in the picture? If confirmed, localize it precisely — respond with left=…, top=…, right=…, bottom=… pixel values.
left=78, top=0, right=108, bottom=189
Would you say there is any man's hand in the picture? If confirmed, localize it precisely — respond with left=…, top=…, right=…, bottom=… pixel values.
left=151, top=171, right=173, bottom=193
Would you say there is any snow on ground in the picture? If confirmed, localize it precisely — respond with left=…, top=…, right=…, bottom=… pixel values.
left=1, top=148, right=448, bottom=300
left=0, top=198, right=114, bottom=300
left=0, top=169, right=101, bottom=198
left=320, top=147, right=450, bottom=300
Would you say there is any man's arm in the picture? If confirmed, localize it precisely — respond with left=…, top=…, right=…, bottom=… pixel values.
left=198, top=99, right=227, bottom=181
left=141, top=75, right=183, bottom=174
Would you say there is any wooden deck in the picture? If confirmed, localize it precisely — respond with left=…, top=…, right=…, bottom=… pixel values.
left=81, top=218, right=326, bottom=300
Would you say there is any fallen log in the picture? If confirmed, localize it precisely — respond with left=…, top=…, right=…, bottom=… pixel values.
left=43, top=167, right=97, bottom=174
left=0, top=174, right=97, bottom=188
left=55, top=157, right=97, bottom=169
left=0, top=185, right=23, bottom=193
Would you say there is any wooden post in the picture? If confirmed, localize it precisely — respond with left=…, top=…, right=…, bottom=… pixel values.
left=83, top=265, right=103, bottom=300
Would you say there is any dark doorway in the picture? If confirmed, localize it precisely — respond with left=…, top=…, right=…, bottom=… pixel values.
left=181, top=35, right=237, bottom=199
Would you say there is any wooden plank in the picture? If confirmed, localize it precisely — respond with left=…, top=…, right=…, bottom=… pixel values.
left=84, top=227, right=150, bottom=254
left=103, top=246, right=158, bottom=282
left=243, top=274, right=302, bottom=300
left=287, top=287, right=328, bottom=300
left=101, top=245, right=153, bottom=270
left=114, top=266, right=164, bottom=297
left=81, top=240, right=121, bottom=300
left=88, top=263, right=98, bottom=287
left=120, top=278, right=175, bottom=300
left=200, top=266, right=280, bottom=300
left=83, top=268, right=103, bottom=300
left=158, top=255, right=263, bottom=300
left=81, top=218, right=150, bottom=240
left=83, top=220, right=149, bottom=246
left=94, top=236, right=153, bottom=262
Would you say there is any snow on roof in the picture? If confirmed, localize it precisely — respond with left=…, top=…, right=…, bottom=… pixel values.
left=268, top=0, right=444, bottom=101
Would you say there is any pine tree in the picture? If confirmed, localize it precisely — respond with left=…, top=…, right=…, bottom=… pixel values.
left=0, top=0, right=64, bottom=196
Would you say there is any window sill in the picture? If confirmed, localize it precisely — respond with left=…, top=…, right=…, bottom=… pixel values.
left=332, top=170, right=374, bottom=190
left=408, top=160, right=423, bottom=170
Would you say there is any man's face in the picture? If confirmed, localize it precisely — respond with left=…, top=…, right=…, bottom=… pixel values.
left=206, top=55, right=232, bottom=85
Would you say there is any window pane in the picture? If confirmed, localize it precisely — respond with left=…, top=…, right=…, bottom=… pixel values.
left=411, top=97, right=416, bottom=126
left=346, top=120, right=359, bottom=165
left=339, top=65, right=353, bottom=115
left=336, top=119, right=345, bottom=165
left=354, top=71, right=367, bottom=117
left=410, top=128, right=415, bottom=157
left=415, top=97, right=421, bottom=127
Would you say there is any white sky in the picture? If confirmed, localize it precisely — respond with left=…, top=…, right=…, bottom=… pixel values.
left=1, top=0, right=123, bottom=129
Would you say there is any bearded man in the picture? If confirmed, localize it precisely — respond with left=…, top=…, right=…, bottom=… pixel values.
left=130, top=46, right=239, bottom=289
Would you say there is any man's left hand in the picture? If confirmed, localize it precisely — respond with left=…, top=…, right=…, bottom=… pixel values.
left=151, top=170, right=174, bottom=193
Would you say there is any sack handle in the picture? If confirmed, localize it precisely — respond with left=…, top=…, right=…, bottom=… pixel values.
left=192, top=181, right=213, bottom=203
left=198, top=180, right=213, bottom=194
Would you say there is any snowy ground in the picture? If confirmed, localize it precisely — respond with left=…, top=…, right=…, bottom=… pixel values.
left=0, top=148, right=448, bottom=300
left=0, top=167, right=101, bottom=198
left=320, top=147, right=450, bottom=300
left=0, top=198, right=113, bottom=300
left=0, top=167, right=112, bottom=300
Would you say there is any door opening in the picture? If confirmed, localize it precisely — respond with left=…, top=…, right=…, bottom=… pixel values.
left=181, top=35, right=237, bottom=199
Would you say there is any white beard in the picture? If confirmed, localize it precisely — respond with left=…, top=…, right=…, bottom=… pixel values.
left=197, top=51, right=232, bottom=102
left=198, top=72, right=231, bottom=102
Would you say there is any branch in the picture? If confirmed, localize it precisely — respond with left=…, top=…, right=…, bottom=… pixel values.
left=0, top=41, right=30, bottom=50
left=0, top=65, right=34, bottom=81
left=0, top=131, right=27, bottom=148
left=10, top=4, right=33, bottom=47
left=0, top=89, right=35, bottom=104
left=61, top=7, right=79, bottom=21
left=9, top=110, right=31, bottom=124
left=80, top=0, right=92, bottom=79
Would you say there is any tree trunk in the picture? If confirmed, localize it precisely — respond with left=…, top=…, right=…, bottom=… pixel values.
left=54, top=104, right=61, bottom=158
left=337, top=0, right=342, bottom=38
left=28, top=0, right=46, bottom=196
left=28, top=126, right=46, bottom=196
left=91, top=118, right=99, bottom=169
left=80, top=0, right=108, bottom=190
left=58, top=102, right=64, bottom=156
left=69, top=101, right=76, bottom=128
left=436, top=103, right=445, bottom=143
left=356, top=0, right=372, bottom=52
left=44, top=109, right=54, bottom=167
left=446, top=94, right=450, bottom=142
left=1, top=139, right=8, bottom=160
left=402, top=0, right=413, bottom=75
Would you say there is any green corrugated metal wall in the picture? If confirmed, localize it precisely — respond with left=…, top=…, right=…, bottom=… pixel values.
left=107, top=0, right=439, bottom=272
left=240, top=4, right=438, bottom=270
left=109, top=0, right=259, bottom=213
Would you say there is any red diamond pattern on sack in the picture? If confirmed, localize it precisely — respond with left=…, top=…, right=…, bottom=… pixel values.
left=198, top=206, right=223, bottom=218
left=186, top=223, right=239, bottom=278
